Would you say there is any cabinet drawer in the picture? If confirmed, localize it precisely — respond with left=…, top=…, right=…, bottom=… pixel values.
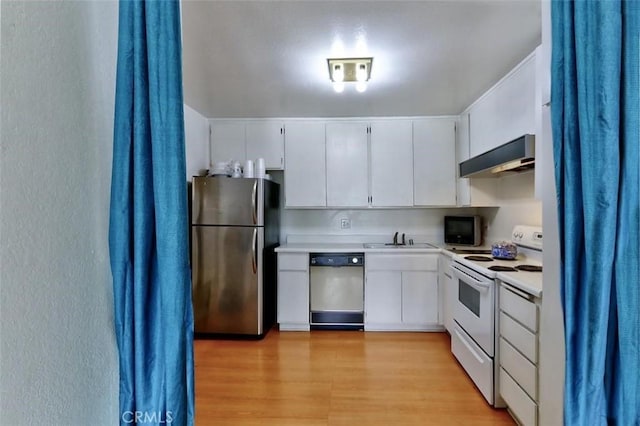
left=451, top=323, right=494, bottom=405
left=278, top=253, right=309, bottom=271
left=366, top=254, right=437, bottom=271
left=500, top=285, right=538, bottom=332
left=500, top=367, right=537, bottom=426
left=500, top=337, right=537, bottom=401
left=500, top=312, right=537, bottom=364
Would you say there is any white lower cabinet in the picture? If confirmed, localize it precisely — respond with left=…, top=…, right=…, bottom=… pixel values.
left=500, top=368, right=537, bottom=426
left=277, top=253, right=309, bottom=330
left=364, top=254, right=440, bottom=331
left=402, top=271, right=438, bottom=324
left=364, top=271, right=402, bottom=324
left=438, top=253, right=455, bottom=332
left=499, top=282, right=540, bottom=426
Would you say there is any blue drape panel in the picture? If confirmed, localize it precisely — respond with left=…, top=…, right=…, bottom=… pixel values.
left=109, top=1, right=194, bottom=425
left=551, top=1, right=640, bottom=424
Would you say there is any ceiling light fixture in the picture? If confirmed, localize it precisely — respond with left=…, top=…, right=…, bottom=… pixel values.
left=327, top=57, right=373, bottom=93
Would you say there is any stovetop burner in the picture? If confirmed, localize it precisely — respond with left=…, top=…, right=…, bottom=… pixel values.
left=488, top=265, right=518, bottom=272
left=465, top=255, right=493, bottom=262
left=516, top=265, right=543, bottom=272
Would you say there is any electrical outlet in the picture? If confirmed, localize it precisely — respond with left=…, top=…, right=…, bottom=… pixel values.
left=340, top=218, right=351, bottom=229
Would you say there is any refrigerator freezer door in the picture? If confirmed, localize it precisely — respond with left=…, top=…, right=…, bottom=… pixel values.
left=192, top=225, right=264, bottom=335
left=192, top=177, right=264, bottom=226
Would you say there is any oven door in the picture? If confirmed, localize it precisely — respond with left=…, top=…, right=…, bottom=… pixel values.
left=451, top=262, right=495, bottom=356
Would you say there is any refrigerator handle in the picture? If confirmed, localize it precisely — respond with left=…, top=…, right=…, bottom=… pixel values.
left=252, top=228, right=258, bottom=274
left=252, top=180, right=258, bottom=225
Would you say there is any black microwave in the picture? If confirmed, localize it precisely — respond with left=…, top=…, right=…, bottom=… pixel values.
left=444, top=215, right=482, bottom=246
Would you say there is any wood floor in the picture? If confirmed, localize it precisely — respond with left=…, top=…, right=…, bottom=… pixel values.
left=194, top=330, right=515, bottom=426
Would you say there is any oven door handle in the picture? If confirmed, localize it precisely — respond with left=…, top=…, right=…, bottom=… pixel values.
left=450, top=265, right=492, bottom=291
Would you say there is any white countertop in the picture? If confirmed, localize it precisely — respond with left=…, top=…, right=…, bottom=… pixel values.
left=275, top=243, right=440, bottom=254
left=496, top=270, right=543, bottom=298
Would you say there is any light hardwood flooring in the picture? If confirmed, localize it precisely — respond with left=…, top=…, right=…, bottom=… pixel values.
left=194, top=330, right=515, bottom=425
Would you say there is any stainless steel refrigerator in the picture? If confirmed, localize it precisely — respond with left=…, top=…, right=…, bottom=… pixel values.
left=191, top=176, right=280, bottom=338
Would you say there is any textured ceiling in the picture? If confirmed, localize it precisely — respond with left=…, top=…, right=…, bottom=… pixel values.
left=182, top=1, right=541, bottom=118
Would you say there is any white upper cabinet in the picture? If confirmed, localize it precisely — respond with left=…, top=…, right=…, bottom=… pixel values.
left=326, top=121, right=369, bottom=207
left=209, top=121, right=246, bottom=165
left=284, top=121, right=326, bottom=207
left=455, top=111, right=498, bottom=207
left=209, top=120, right=284, bottom=170
left=413, top=118, right=457, bottom=206
left=370, top=120, right=414, bottom=207
left=245, top=121, right=284, bottom=169
left=468, top=53, right=536, bottom=158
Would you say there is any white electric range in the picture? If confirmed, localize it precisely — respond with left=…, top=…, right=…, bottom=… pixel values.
left=449, top=225, right=543, bottom=407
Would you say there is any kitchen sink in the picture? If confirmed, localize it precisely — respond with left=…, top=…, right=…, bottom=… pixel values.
left=363, top=242, right=438, bottom=249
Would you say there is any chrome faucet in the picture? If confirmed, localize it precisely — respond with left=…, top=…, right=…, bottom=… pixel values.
left=393, top=231, right=399, bottom=246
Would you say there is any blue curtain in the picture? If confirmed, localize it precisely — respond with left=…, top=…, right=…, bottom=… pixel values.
left=551, top=1, right=640, bottom=424
left=109, top=0, right=194, bottom=425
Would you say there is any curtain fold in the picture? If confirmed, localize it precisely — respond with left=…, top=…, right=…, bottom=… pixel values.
left=551, top=1, right=640, bottom=424
left=109, top=0, right=194, bottom=425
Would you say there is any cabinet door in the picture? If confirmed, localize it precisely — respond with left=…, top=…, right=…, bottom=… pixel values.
left=284, top=121, right=326, bottom=207
left=402, top=271, right=439, bottom=325
left=365, top=271, right=402, bottom=324
left=469, top=55, right=536, bottom=158
left=413, top=118, right=457, bottom=206
left=210, top=121, right=246, bottom=164
left=246, top=121, right=284, bottom=169
left=370, top=120, right=414, bottom=206
left=277, top=270, right=309, bottom=324
left=326, top=121, right=369, bottom=207
left=456, top=114, right=471, bottom=206
left=445, top=269, right=456, bottom=333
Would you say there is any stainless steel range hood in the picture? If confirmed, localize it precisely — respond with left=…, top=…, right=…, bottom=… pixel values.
left=459, top=134, right=535, bottom=178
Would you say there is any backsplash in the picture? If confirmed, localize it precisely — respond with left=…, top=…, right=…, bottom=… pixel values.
left=269, top=171, right=479, bottom=245
left=479, top=170, right=542, bottom=242
left=270, top=170, right=542, bottom=246
left=283, top=207, right=482, bottom=244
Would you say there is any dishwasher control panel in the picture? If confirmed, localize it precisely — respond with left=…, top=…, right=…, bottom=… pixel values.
left=309, top=253, right=364, bottom=267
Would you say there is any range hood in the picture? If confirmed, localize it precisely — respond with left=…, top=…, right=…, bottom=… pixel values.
left=459, top=134, right=535, bottom=178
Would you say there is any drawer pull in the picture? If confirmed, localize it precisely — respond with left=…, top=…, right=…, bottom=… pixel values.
left=503, top=283, right=533, bottom=301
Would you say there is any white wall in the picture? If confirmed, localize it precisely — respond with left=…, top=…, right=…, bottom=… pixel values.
left=0, top=2, right=119, bottom=424
left=538, top=1, right=564, bottom=424
left=184, top=103, right=209, bottom=180
left=481, top=171, right=542, bottom=241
